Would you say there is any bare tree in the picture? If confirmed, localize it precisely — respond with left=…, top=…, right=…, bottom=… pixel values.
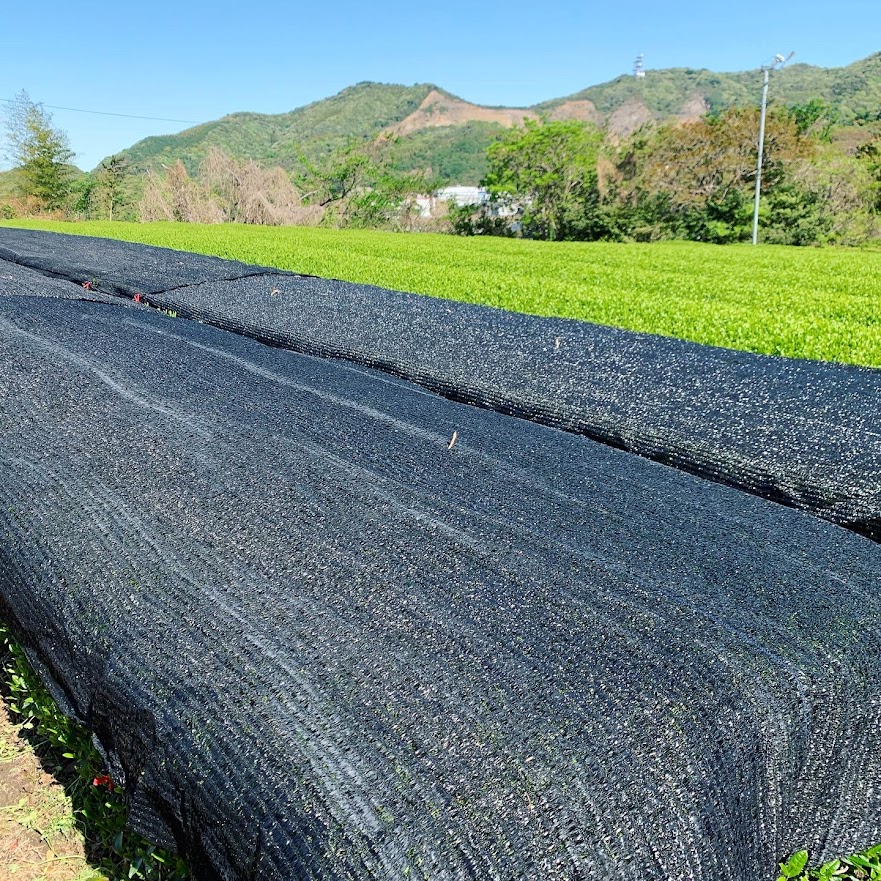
left=139, top=161, right=223, bottom=223
left=200, top=148, right=309, bottom=225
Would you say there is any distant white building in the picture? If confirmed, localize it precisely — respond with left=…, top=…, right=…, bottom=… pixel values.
left=436, top=185, right=490, bottom=207
left=410, top=185, right=491, bottom=219
left=410, top=185, right=521, bottom=221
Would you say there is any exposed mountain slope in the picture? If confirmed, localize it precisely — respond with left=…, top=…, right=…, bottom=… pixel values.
left=117, top=52, right=881, bottom=185
left=386, top=88, right=533, bottom=135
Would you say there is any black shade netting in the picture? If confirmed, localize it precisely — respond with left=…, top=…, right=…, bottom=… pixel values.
left=0, top=228, right=878, bottom=541
left=0, top=264, right=880, bottom=881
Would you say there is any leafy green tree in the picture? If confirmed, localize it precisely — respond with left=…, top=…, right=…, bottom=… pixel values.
left=68, top=173, right=99, bottom=218
left=299, top=138, right=437, bottom=229
left=447, top=201, right=514, bottom=237
left=614, top=108, right=811, bottom=243
left=856, top=135, right=881, bottom=211
left=788, top=99, right=834, bottom=141
left=762, top=181, right=831, bottom=245
left=483, top=120, right=605, bottom=241
left=95, top=154, right=131, bottom=221
left=3, top=90, right=75, bottom=210
left=299, top=140, right=375, bottom=209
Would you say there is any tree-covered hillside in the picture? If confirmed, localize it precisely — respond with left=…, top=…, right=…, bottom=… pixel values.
left=106, top=51, right=881, bottom=186
left=123, top=83, right=437, bottom=174
left=540, top=52, right=881, bottom=122
left=385, top=122, right=504, bottom=182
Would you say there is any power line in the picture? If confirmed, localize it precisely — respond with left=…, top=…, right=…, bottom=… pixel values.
left=0, top=97, right=201, bottom=125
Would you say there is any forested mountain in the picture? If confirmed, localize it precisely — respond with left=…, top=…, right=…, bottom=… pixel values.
left=540, top=52, right=881, bottom=122
left=123, top=84, right=439, bottom=174
left=116, top=52, right=881, bottom=185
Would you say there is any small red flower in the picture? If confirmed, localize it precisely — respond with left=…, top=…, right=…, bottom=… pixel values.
left=93, top=774, right=115, bottom=791
left=133, top=294, right=142, bottom=304
left=82, top=281, right=92, bottom=290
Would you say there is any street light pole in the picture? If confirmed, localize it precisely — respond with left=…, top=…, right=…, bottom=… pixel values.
left=752, top=52, right=794, bottom=246
left=751, top=67, right=771, bottom=246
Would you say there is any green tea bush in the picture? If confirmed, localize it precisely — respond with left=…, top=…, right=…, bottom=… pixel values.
left=3, top=220, right=879, bottom=367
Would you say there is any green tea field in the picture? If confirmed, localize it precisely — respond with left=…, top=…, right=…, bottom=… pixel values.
left=3, top=219, right=880, bottom=368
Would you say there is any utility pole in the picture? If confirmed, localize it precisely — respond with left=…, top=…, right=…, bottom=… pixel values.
left=752, top=52, right=794, bottom=245
left=634, top=54, right=646, bottom=78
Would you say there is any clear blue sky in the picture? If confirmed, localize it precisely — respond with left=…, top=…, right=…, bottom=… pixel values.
left=1, top=0, right=878, bottom=171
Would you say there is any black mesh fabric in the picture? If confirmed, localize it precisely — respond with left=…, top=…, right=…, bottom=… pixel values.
left=0, top=258, right=880, bottom=881
left=0, top=227, right=262, bottom=294
left=0, top=256, right=123, bottom=305
left=0, top=228, right=878, bottom=541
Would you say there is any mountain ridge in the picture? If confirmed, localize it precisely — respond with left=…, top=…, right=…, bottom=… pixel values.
left=118, top=52, right=881, bottom=184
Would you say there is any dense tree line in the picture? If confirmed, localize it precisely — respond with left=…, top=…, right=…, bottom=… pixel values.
left=1, top=92, right=438, bottom=229
left=136, top=141, right=439, bottom=229
left=4, top=89, right=880, bottom=245
left=455, top=107, right=881, bottom=245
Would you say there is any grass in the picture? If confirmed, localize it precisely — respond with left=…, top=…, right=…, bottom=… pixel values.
left=2, top=219, right=880, bottom=368
left=0, top=694, right=93, bottom=881
left=778, top=846, right=881, bottom=881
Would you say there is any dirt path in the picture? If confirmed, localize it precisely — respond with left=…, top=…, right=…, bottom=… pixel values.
left=0, top=699, right=97, bottom=881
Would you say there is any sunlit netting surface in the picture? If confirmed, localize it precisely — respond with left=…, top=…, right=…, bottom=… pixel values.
left=0, top=228, right=878, bottom=541
left=0, top=260, right=880, bottom=881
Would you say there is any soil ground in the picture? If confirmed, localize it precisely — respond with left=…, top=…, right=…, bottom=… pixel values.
left=0, top=699, right=98, bottom=881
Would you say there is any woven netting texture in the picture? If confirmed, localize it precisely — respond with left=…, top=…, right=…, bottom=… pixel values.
left=0, top=256, right=124, bottom=305
left=0, top=228, right=878, bottom=541
left=0, top=228, right=260, bottom=295
left=1, top=266, right=881, bottom=881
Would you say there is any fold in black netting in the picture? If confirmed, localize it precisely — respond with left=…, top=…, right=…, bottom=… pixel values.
left=0, top=227, right=878, bottom=541
left=1, top=264, right=880, bottom=881
left=0, top=255, right=122, bottom=304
